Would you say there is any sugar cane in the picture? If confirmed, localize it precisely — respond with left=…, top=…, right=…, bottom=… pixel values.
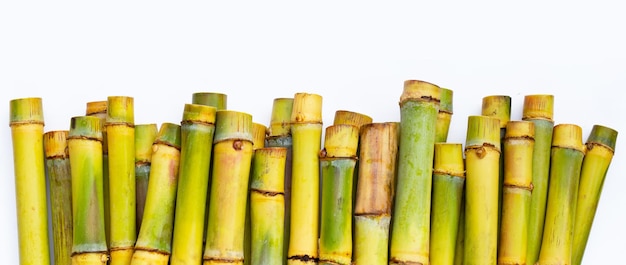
left=193, top=92, right=228, bottom=110
left=244, top=122, right=268, bottom=265
left=536, top=124, right=584, bottom=265
left=44, top=130, right=73, bottom=265
left=203, top=110, right=254, bottom=264
left=524, top=95, right=554, bottom=265
left=353, top=122, right=399, bottom=265
left=435, top=87, right=453, bottom=143
left=134, top=124, right=158, bottom=233
left=464, top=115, right=501, bottom=265
left=9, top=97, right=51, bottom=265
left=497, top=121, right=534, bottom=265
left=106, top=96, right=136, bottom=265
left=170, top=104, right=217, bottom=265
left=131, top=123, right=181, bottom=265
left=319, top=124, right=360, bottom=265
left=265, top=98, right=294, bottom=264
left=68, top=116, right=109, bottom=264
left=288, top=93, right=323, bottom=264
left=390, top=80, right=440, bottom=264
left=333, top=110, right=372, bottom=127
left=572, top=125, right=618, bottom=265
left=430, top=143, right=465, bottom=265
left=453, top=195, right=465, bottom=265
left=250, top=147, right=288, bottom=264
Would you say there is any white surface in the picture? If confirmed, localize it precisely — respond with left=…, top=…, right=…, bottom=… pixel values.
left=1, top=2, right=624, bottom=264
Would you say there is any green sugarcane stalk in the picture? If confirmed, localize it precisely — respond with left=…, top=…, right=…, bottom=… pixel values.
left=390, top=80, right=440, bottom=264
left=68, top=116, right=109, bottom=265
left=244, top=122, right=268, bottom=265
left=572, top=125, right=618, bottom=265
left=430, top=143, right=465, bottom=265
left=453, top=192, right=465, bottom=265
left=134, top=124, right=158, bottom=234
left=250, top=147, right=288, bottom=265
left=435, top=87, right=453, bottom=143
left=536, top=124, right=584, bottom=265
left=523, top=95, right=554, bottom=265
left=319, top=124, right=360, bottom=265
left=131, top=123, right=181, bottom=265
left=9, top=97, right=51, bottom=265
left=44, top=130, right=73, bottom=265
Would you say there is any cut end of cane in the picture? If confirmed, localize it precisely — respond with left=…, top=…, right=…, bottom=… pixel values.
left=213, top=110, right=253, bottom=143
left=523, top=94, right=554, bottom=121
left=182, top=103, right=217, bottom=124
left=587, top=124, right=618, bottom=151
left=481, top=95, right=511, bottom=128
left=291, top=93, right=323, bottom=123
left=86, top=101, right=107, bottom=116
left=333, top=110, right=373, bottom=128
left=106, top=96, right=134, bottom=124
left=156, top=123, right=182, bottom=149
left=552, top=124, right=584, bottom=152
left=252, top=122, right=268, bottom=150
left=70, top=116, right=103, bottom=140
left=191, top=92, right=227, bottom=110
left=466, top=115, right=501, bottom=149
left=505, top=120, right=535, bottom=139
left=269, top=97, right=294, bottom=136
left=434, top=143, right=465, bottom=176
left=9, top=97, right=44, bottom=125
left=439, top=87, right=453, bottom=114
left=323, top=124, right=360, bottom=158
left=44, top=130, right=69, bottom=158
left=135, top=124, right=158, bottom=162
left=400, top=80, right=441, bottom=104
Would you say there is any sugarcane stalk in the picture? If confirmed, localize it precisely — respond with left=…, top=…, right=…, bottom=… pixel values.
left=288, top=93, right=323, bottom=265
left=536, top=124, right=584, bottom=265
left=523, top=95, right=554, bottom=265
left=203, top=110, right=254, bottom=265
left=44, top=130, right=73, bottom=265
left=170, top=104, right=217, bottom=265
left=430, top=143, right=465, bottom=265
left=319, top=124, right=360, bottom=265
left=464, top=115, right=501, bottom=265
left=250, top=147, right=288, bottom=265
left=134, top=124, right=158, bottom=233
left=333, top=110, right=372, bottom=127
left=353, top=122, right=398, bottom=265
left=86, top=100, right=111, bottom=248
left=9, top=97, right=51, bottom=265
left=453, top=193, right=465, bottom=265
left=244, top=123, right=268, bottom=265
left=193, top=92, right=228, bottom=111
left=435, top=87, right=453, bottom=143
left=68, top=116, right=109, bottom=265
left=497, top=121, right=535, bottom=265
left=572, top=125, right=618, bottom=265
left=265, top=98, right=294, bottom=264
left=106, top=96, right=136, bottom=265
left=390, top=80, right=440, bottom=264
left=131, top=123, right=182, bottom=265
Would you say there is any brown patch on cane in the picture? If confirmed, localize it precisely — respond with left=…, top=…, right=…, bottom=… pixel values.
left=233, top=140, right=243, bottom=150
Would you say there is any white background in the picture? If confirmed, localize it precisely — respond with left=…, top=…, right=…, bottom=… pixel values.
left=1, top=2, right=625, bottom=264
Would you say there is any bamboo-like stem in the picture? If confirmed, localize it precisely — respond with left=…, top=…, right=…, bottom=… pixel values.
left=265, top=98, right=294, bottom=264
left=333, top=110, right=372, bottom=127
left=453, top=193, right=465, bottom=265
left=192, top=92, right=228, bottom=111
left=44, top=130, right=73, bottom=265
left=390, top=80, right=440, bottom=264
left=9, top=97, right=51, bottom=265
left=435, top=87, right=453, bottom=143
left=319, top=124, right=360, bottom=265
left=106, top=96, right=136, bottom=265
left=86, top=101, right=111, bottom=248
left=536, top=124, right=585, bottom=265
left=170, top=104, right=217, bottom=265
left=498, top=121, right=535, bottom=265
left=131, top=123, right=181, bottom=265
left=244, top=123, right=268, bottom=265
left=203, top=110, right=254, bottom=265
left=430, top=143, right=465, bottom=265
left=250, top=147, right=287, bottom=265
left=68, top=116, right=108, bottom=265
left=353, top=122, right=399, bottom=265
left=523, top=95, right=554, bottom=265
left=134, top=124, right=158, bottom=233
left=464, top=115, right=501, bottom=265
left=288, top=93, right=323, bottom=265
left=572, top=125, right=618, bottom=265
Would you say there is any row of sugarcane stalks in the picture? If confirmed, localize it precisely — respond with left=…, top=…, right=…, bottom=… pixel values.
left=9, top=80, right=617, bottom=265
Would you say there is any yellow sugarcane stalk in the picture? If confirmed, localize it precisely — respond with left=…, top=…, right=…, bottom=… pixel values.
left=333, top=110, right=372, bottom=127
left=435, top=87, right=453, bottom=143
left=250, top=147, right=288, bottom=264
left=288, top=92, right=323, bottom=265
left=536, top=124, right=585, bottom=265
left=203, top=110, right=254, bottom=265
left=464, top=115, right=501, bottom=265
left=44, top=130, right=73, bottom=265
left=134, top=124, right=158, bottom=233
left=9, top=97, right=51, bottom=265
left=244, top=122, right=268, bottom=265
left=498, top=121, right=534, bottom=265
left=572, top=125, right=618, bottom=265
